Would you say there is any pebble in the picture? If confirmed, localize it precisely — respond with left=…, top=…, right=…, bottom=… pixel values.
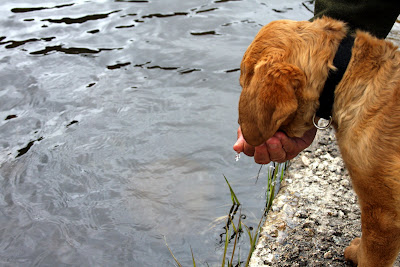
left=324, top=251, right=333, bottom=259
left=301, top=155, right=310, bottom=166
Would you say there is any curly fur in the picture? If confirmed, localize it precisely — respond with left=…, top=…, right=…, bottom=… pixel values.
left=238, top=17, right=400, bottom=266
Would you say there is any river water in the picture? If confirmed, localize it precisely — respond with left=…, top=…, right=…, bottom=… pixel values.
left=0, top=1, right=314, bottom=266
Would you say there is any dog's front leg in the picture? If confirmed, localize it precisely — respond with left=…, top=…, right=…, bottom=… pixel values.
left=344, top=202, right=400, bottom=266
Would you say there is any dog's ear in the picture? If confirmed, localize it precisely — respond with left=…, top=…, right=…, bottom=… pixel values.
left=238, top=61, right=305, bottom=146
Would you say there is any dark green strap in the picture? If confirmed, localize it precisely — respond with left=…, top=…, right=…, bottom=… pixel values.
left=312, top=0, right=400, bottom=39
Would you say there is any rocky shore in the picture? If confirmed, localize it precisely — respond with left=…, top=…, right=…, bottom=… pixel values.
left=249, top=127, right=400, bottom=267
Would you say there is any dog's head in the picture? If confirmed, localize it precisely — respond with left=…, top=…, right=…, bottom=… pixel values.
left=238, top=18, right=347, bottom=146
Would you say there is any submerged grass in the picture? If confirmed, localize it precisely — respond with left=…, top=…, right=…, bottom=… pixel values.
left=165, top=162, right=288, bottom=266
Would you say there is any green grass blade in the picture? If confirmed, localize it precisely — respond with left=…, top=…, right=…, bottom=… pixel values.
left=163, top=236, right=182, bottom=267
left=237, top=247, right=241, bottom=267
left=222, top=225, right=229, bottom=267
left=242, top=223, right=255, bottom=267
left=190, top=246, right=196, bottom=267
left=229, top=209, right=242, bottom=266
left=255, top=165, right=263, bottom=184
left=230, top=217, right=237, bottom=233
left=223, top=175, right=240, bottom=205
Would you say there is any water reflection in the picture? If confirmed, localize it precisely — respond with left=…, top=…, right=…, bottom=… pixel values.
left=0, top=0, right=314, bottom=266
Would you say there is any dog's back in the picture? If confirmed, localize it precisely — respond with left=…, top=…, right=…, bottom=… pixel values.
left=334, top=30, right=400, bottom=266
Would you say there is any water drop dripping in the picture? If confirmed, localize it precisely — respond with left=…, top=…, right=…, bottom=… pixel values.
left=235, top=153, right=240, bottom=162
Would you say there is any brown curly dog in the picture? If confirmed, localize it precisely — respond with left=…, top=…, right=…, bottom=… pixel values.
left=238, top=17, right=400, bottom=266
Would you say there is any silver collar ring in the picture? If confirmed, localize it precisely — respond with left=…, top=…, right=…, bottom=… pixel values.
left=313, top=114, right=332, bottom=130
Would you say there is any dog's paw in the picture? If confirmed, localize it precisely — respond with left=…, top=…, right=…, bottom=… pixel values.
left=344, top=238, right=361, bottom=266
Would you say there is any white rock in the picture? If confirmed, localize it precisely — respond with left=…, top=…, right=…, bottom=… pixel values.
left=318, top=163, right=326, bottom=171
left=301, top=155, right=310, bottom=166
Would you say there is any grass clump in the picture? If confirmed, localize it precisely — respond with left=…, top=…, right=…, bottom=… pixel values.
left=221, top=162, right=287, bottom=266
left=165, top=162, right=288, bottom=266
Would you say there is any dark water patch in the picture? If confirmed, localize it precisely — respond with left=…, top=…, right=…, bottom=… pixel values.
left=155, top=66, right=203, bottom=75
left=12, top=7, right=48, bottom=13
left=87, top=82, right=96, bottom=88
left=87, top=29, right=100, bottom=34
left=0, top=36, right=5, bottom=42
left=1, top=38, right=39, bottom=49
left=11, top=3, right=74, bottom=13
left=142, top=12, right=188, bottom=19
left=121, top=13, right=138, bottom=17
left=30, top=45, right=117, bottom=55
left=214, top=0, right=241, bottom=3
left=222, top=19, right=258, bottom=27
left=66, top=120, right=79, bottom=127
left=178, top=68, right=201, bottom=74
left=195, top=8, right=218, bottom=14
left=107, top=62, right=131, bottom=70
left=115, top=0, right=149, bottom=2
left=24, top=18, right=35, bottom=22
left=42, top=11, right=120, bottom=25
left=0, top=37, right=55, bottom=49
left=42, top=37, right=55, bottom=42
left=225, top=68, right=240, bottom=73
left=241, top=19, right=256, bottom=24
left=5, top=115, right=18, bottom=120
left=116, top=24, right=135, bottom=29
left=190, top=30, right=219, bottom=36
left=16, top=137, right=44, bottom=158
left=134, top=61, right=151, bottom=68
left=147, top=65, right=179, bottom=71
left=272, top=7, right=293, bottom=13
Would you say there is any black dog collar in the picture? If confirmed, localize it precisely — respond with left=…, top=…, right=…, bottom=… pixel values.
left=316, top=35, right=355, bottom=120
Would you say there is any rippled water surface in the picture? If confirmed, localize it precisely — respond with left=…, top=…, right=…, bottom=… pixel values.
left=0, top=1, right=314, bottom=266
